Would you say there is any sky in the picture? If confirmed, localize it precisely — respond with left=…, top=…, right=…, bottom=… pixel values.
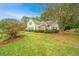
left=0, top=3, right=46, bottom=20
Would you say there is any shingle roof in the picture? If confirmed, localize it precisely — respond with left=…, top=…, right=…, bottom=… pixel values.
left=32, top=20, right=41, bottom=25
left=32, top=20, right=57, bottom=26
left=40, top=21, right=48, bottom=26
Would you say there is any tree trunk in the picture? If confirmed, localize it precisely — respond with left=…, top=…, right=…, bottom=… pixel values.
left=9, top=33, right=17, bottom=39
left=59, top=25, right=65, bottom=34
left=59, top=27, right=64, bottom=34
left=58, top=16, right=64, bottom=34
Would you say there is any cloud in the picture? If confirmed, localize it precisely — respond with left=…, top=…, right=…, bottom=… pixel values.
left=0, top=3, right=43, bottom=20
left=0, top=11, right=37, bottom=20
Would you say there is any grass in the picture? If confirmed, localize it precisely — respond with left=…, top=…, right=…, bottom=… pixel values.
left=0, top=31, right=79, bottom=56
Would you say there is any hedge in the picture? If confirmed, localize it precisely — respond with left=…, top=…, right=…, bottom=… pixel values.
left=26, top=29, right=59, bottom=33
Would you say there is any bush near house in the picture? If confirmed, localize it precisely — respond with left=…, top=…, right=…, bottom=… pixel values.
left=66, top=28, right=79, bottom=32
left=44, top=29, right=59, bottom=33
left=26, top=29, right=59, bottom=33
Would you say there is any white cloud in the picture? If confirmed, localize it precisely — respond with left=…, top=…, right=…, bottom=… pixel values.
left=0, top=11, right=37, bottom=20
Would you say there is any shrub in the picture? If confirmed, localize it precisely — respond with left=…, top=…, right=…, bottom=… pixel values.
left=26, top=29, right=59, bottom=33
left=0, top=18, right=25, bottom=39
left=44, top=29, right=59, bottom=33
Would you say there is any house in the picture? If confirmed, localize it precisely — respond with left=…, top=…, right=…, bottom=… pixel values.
left=26, top=19, right=59, bottom=30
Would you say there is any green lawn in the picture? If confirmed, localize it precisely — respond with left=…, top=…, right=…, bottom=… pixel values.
left=0, top=31, right=79, bottom=56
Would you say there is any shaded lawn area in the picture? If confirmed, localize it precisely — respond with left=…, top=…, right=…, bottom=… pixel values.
left=0, top=31, right=79, bottom=56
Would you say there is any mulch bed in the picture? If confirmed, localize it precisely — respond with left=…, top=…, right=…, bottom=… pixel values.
left=0, top=36, right=23, bottom=45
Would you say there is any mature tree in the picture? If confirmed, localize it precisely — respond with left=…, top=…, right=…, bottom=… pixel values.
left=0, top=18, right=25, bottom=39
left=40, top=4, right=56, bottom=21
left=31, top=16, right=40, bottom=21
left=56, top=4, right=79, bottom=33
left=40, top=3, right=79, bottom=33
left=21, top=16, right=40, bottom=21
left=21, top=16, right=29, bottom=24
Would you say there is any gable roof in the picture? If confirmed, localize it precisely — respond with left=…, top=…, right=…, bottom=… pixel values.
left=31, top=20, right=57, bottom=26
left=32, top=20, right=41, bottom=25
left=40, top=21, right=48, bottom=26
